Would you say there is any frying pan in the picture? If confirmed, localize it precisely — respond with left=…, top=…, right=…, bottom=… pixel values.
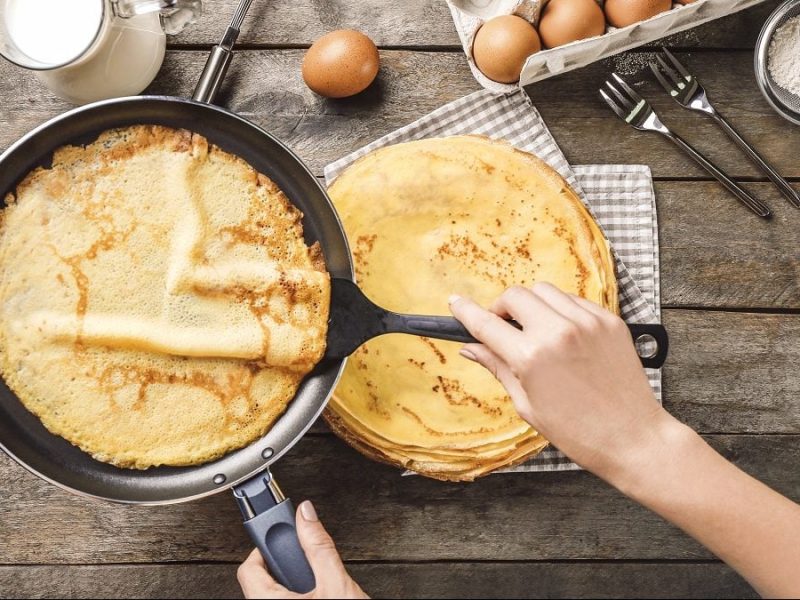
left=0, top=9, right=669, bottom=596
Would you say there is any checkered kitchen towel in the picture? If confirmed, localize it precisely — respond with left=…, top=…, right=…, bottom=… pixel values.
left=324, top=89, right=661, bottom=473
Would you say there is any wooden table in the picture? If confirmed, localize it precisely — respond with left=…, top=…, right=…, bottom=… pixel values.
left=0, top=2, right=798, bottom=598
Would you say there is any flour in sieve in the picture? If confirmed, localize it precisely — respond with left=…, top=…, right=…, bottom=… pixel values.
left=768, top=15, right=800, bottom=97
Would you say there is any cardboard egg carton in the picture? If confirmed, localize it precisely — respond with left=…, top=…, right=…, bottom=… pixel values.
left=447, top=0, right=769, bottom=92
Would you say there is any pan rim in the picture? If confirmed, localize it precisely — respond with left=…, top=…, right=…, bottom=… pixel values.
left=0, top=95, right=354, bottom=504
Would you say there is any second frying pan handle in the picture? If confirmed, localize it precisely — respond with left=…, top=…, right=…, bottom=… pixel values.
left=233, top=471, right=316, bottom=594
left=384, top=313, right=669, bottom=369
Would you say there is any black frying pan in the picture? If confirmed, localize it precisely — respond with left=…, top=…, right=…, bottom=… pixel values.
left=0, top=95, right=347, bottom=591
left=0, top=21, right=669, bottom=597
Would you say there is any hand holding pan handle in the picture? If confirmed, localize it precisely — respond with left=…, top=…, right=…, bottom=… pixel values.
left=325, top=279, right=669, bottom=369
left=234, top=472, right=316, bottom=594
left=230, top=281, right=668, bottom=595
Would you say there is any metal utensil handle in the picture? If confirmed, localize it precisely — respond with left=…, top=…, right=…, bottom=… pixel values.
left=666, top=132, right=771, bottom=218
left=193, top=46, right=233, bottom=103
left=192, top=0, right=254, bottom=103
left=385, top=314, right=669, bottom=369
left=711, top=112, right=800, bottom=208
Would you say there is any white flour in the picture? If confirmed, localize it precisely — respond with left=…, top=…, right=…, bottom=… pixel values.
left=768, top=15, right=800, bottom=97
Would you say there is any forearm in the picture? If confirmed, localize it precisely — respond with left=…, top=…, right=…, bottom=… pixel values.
left=604, top=416, right=800, bottom=598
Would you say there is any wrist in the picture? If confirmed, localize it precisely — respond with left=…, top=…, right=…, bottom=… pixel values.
left=597, top=412, right=701, bottom=500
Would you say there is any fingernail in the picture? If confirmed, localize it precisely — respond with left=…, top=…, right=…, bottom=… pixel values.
left=300, top=500, right=318, bottom=522
left=448, top=294, right=461, bottom=305
left=459, top=348, right=477, bottom=362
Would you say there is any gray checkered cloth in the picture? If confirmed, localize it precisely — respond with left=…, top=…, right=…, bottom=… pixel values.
left=324, top=89, right=661, bottom=473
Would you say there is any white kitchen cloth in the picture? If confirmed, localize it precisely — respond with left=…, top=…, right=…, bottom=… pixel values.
left=324, top=89, right=661, bottom=473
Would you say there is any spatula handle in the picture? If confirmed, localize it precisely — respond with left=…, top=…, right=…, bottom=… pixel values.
left=384, top=314, right=668, bottom=369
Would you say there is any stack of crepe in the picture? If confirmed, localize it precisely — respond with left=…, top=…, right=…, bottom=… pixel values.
left=325, top=136, right=617, bottom=481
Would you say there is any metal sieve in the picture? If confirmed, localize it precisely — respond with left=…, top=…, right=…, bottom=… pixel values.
left=755, top=0, right=800, bottom=125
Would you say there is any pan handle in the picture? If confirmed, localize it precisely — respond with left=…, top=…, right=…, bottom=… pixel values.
left=233, top=470, right=316, bottom=594
left=384, top=313, right=669, bottom=369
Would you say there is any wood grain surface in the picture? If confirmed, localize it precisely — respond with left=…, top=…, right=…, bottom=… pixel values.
left=1, top=1, right=797, bottom=598
left=170, top=0, right=781, bottom=49
left=1, top=50, right=797, bottom=180
left=0, top=562, right=756, bottom=599
left=1, top=431, right=797, bottom=565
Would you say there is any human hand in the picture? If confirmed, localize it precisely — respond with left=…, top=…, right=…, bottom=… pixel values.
left=449, top=282, right=677, bottom=484
left=237, top=500, right=368, bottom=599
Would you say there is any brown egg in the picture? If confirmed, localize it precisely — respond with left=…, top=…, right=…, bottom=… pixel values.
left=675, top=0, right=697, bottom=4
left=538, top=0, right=606, bottom=49
left=473, top=15, right=541, bottom=84
left=604, top=0, right=672, bottom=28
left=302, top=30, right=380, bottom=98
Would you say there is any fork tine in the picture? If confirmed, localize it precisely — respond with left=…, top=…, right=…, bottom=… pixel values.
left=656, top=55, right=683, bottom=88
left=662, top=47, right=691, bottom=79
left=599, top=89, right=628, bottom=121
left=611, top=72, right=643, bottom=103
left=650, top=61, right=677, bottom=95
left=604, top=80, right=634, bottom=111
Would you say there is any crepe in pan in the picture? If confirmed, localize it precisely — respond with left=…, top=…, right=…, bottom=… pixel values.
left=325, top=135, right=617, bottom=481
left=0, top=125, right=330, bottom=469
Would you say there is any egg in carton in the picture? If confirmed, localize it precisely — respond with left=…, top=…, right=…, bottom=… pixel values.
left=447, top=0, right=768, bottom=93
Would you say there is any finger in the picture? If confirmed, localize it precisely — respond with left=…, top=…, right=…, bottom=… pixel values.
left=486, top=286, right=552, bottom=330
left=237, top=548, right=290, bottom=599
left=570, top=293, right=616, bottom=319
left=449, top=295, right=524, bottom=364
left=295, top=501, right=348, bottom=584
left=530, top=282, right=595, bottom=324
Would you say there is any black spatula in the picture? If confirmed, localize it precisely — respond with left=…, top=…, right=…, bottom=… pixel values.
left=324, top=278, right=669, bottom=369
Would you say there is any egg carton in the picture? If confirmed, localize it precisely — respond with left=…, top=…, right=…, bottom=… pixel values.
left=447, top=0, right=770, bottom=92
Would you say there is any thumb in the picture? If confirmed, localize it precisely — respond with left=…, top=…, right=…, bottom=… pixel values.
left=296, top=500, right=347, bottom=583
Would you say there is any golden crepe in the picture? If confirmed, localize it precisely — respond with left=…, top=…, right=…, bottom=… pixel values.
left=325, top=136, right=617, bottom=481
left=0, top=125, right=330, bottom=469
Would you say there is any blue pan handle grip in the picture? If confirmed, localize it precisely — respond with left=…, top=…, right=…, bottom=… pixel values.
left=233, top=471, right=316, bottom=594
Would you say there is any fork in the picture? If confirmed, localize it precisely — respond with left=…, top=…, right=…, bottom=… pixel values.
left=600, top=73, right=771, bottom=219
left=651, top=48, right=800, bottom=209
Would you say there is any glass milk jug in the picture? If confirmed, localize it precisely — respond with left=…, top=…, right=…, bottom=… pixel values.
left=0, top=0, right=202, bottom=104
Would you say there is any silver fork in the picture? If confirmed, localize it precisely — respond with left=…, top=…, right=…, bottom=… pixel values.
left=600, top=73, right=771, bottom=219
left=651, top=48, right=800, bottom=209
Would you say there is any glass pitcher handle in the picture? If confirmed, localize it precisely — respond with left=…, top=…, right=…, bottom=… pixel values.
left=112, top=0, right=202, bottom=35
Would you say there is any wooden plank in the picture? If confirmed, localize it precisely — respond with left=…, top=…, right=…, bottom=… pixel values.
left=173, top=0, right=461, bottom=48
left=169, top=0, right=779, bottom=49
left=656, top=182, right=800, bottom=310
left=663, top=311, right=800, bottom=434
left=0, top=50, right=795, bottom=180
left=532, top=52, right=799, bottom=181
left=0, top=561, right=756, bottom=599
left=0, top=431, right=797, bottom=564
left=0, top=564, right=239, bottom=600
left=0, top=49, right=479, bottom=168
